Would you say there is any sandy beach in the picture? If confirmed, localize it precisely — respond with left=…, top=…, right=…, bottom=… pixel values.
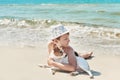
left=1, top=1, right=120, bottom=80
left=0, top=42, right=120, bottom=80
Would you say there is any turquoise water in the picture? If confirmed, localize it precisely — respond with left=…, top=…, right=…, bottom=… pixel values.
left=0, top=0, right=120, bottom=4
left=0, top=4, right=120, bottom=28
left=0, top=0, right=120, bottom=28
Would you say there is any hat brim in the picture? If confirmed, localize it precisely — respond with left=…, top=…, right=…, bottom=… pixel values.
left=51, top=30, right=69, bottom=40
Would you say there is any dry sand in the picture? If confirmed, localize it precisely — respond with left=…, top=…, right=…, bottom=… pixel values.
left=0, top=43, right=120, bottom=80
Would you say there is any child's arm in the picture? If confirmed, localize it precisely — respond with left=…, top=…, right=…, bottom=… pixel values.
left=64, top=46, right=77, bottom=70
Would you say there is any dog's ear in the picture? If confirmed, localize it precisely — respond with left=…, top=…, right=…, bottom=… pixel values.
left=53, top=39, right=62, bottom=49
left=52, top=39, right=58, bottom=45
left=54, top=47, right=59, bottom=56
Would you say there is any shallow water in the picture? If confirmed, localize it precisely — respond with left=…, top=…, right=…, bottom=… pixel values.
left=0, top=4, right=120, bottom=28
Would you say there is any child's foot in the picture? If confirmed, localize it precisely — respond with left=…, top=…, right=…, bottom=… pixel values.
left=80, top=52, right=93, bottom=59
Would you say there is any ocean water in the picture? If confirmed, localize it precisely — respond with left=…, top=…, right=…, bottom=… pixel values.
left=0, top=3, right=120, bottom=28
left=0, top=1, right=120, bottom=55
left=0, top=0, right=120, bottom=4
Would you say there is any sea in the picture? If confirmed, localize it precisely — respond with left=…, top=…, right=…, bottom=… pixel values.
left=0, top=0, right=120, bottom=55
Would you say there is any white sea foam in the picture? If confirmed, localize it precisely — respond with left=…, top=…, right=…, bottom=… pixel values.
left=0, top=18, right=120, bottom=55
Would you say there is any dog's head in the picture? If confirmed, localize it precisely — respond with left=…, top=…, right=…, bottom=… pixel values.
left=53, top=47, right=63, bottom=57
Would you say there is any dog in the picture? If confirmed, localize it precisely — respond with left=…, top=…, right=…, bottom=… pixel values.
left=39, top=47, right=68, bottom=75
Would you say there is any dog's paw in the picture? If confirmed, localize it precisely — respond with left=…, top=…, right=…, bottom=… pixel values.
left=52, top=70, right=56, bottom=75
left=70, top=71, right=79, bottom=76
left=90, top=76, right=94, bottom=79
left=38, top=64, right=50, bottom=68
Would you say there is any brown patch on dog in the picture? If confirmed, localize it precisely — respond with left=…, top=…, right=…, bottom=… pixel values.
left=53, top=47, right=63, bottom=56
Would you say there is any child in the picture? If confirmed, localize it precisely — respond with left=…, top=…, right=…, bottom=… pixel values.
left=47, top=24, right=93, bottom=78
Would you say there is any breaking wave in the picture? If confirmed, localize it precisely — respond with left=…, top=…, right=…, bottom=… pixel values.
left=0, top=18, right=120, bottom=48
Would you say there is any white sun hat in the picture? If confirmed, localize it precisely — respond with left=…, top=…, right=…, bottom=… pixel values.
left=50, top=24, right=69, bottom=40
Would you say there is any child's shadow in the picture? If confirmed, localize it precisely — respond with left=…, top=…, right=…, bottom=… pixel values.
left=78, top=70, right=101, bottom=76
left=53, top=69, right=101, bottom=77
left=91, top=70, right=101, bottom=76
